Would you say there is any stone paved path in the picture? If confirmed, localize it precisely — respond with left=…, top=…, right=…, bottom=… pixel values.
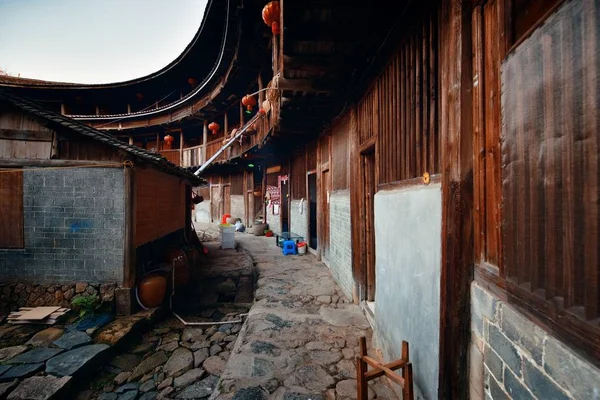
left=212, top=234, right=399, bottom=400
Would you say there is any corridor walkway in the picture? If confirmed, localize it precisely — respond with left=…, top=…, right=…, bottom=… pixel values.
left=212, top=233, right=398, bottom=400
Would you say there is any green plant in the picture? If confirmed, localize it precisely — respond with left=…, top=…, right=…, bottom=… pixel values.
left=71, top=294, right=100, bottom=318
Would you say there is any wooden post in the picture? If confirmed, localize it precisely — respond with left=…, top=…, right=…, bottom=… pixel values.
left=202, top=121, right=208, bottom=164
left=357, top=336, right=368, bottom=400
left=128, top=136, right=133, bottom=145
left=185, top=184, right=192, bottom=241
left=127, top=104, right=132, bottom=114
left=123, top=165, right=135, bottom=288
left=439, top=0, right=474, bottom=399
left=60, top=103, right=66, bottom=115
left=180, top=130, right=184, bottom=166
left=95, top=105, right=100, bottom=116
left=156, top=133, right=160, bottom=152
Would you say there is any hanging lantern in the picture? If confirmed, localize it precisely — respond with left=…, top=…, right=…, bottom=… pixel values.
left=164, top=134, right=174, bottom=150
left=208, top=122, right=220, bottom=135
left=258, top=108, right=267, bottom=117
left=241, top=95, right=257, bottom=112
left=262, top=99, right=271, bottom=113
left=262, top=1, right=280, bottom=35
left=188, top=77, right=198, bottom=87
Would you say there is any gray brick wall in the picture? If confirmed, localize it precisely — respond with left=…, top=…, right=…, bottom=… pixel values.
left=267, top=203, right=281, bottom=235
left=470, top=281, right=600, bottom=399
left=328, top=190, right=353, bottom=299
left=0, top=168, right=124, bottom=283
left=290, top=199, right=309, bottom=243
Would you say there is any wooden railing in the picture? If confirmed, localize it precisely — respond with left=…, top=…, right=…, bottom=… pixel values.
left=182, top=144, right=204, bottom=167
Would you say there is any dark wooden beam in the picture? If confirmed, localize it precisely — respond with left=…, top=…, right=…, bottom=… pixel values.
left=0, top=129, right=54, bottom=141
left=438, top=0, right=474, bottom=399
left=283, top=55, right=354, bottom=72
left=0, top=158, right=123, bottom=168
left=277, top=77, right=337, bottom=93
left=123, top=165, right=136, bottom=288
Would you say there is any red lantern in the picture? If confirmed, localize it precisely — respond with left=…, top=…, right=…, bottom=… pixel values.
left=241, top=95, right=257, bottom=112
left=262, top=1, right=280, bottom=35
left=164, top=134, right=174, bottom=150
left=208, top=122, right=220, bottom=135
left=258, top=108, right=267, bottom=117
left=188, top=77, right=198, bottom=87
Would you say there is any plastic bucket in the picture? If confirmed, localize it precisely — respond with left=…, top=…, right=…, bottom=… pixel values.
left=297, top=242, right=307, bottom=255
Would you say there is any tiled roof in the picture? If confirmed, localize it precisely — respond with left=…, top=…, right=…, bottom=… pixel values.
left=0, top=88, right=206, bottom=185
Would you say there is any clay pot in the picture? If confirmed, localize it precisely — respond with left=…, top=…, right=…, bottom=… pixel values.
left=137, top=274, right=167, bottom=308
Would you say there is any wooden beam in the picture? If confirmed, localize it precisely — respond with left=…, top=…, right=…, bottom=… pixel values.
left=180, top=130, right=184, bottom=165
left=278, top=77, right=337, bottom=93
left=123, top=165, right=135, bottom=288
left=0, top=129, right=53, bottom=141
left=202, top=121, right=208, bottom=164
left=0, top=159, right=122, bottom=168
left=439, top=0, right=474, bottom=399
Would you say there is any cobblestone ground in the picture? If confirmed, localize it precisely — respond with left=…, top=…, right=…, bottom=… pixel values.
left=213, top=233, right=399, bottom=400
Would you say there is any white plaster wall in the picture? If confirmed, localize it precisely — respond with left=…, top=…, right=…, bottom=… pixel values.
left=230, top=195, right=245, bottom=223
left=374, top=183, right=442, bottom=400
left=194, top=201, right=211, bottom=223
left=267, top=205, right=281, bottom=235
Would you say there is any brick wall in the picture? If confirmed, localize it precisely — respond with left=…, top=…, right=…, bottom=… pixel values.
left=267, top=203, right=281, bottom=235
left=470, top=281, right=600, bottom=399
left=290, top=199, right=309, bottom=244
left=0, top=168, right=124, bottom=283
left=328, top=190, right=353, bottom=299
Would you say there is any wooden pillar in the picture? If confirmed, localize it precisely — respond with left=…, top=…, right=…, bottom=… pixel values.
left=156, top=133, right=160, bottom=152
left=180, top=130, right=184, bottom=166
left=95, top=105, right=100, bottom=116
left=224, top=113, right=229, bottom=136
left=438, top=0, right=474, bottom=398
left=240, top=100, right=244, bottom=127
left=128, top=136, right=133, bottom=145
left=123, top=165, right=136, bottom=289
left=349, top=105, right=361, bottom=303
left=60, top=103, right=66, bottom=115
left=202, top=121, right=208, bottom=163
left=127, top=104, right=132, bottom=113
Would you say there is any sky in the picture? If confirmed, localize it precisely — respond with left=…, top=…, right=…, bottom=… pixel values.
left=0, top=0, right=208, bottom=84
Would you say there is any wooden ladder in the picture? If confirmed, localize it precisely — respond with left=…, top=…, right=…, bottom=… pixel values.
left=356, top=336, right=414, bottom=400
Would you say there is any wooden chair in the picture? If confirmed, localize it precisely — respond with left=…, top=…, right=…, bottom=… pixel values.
left=356, top=336, right=414, bottom=400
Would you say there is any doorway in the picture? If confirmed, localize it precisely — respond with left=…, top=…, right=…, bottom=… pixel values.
left=210, top=186, right=220, bottom=223
left=361, top=151, right=376, bottom=302
left=308, top=173, right=318, bottom=250
left=280, top=177, right=289, bottom=232
left=321, top=169, right=331, bottom=260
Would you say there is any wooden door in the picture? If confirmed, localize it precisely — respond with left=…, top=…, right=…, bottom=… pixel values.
left=321, top=169, right=331, bottom=260
left=362, top=151, right=376, bottom=301
left=223, top=185, right=231, bottom=215
left=308, top=173, right=318, bottom=250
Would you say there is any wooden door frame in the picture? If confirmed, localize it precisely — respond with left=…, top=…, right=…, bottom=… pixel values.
left=307, top=170, right=318, bottom=252
left=359, top=146, right=377, bottom=302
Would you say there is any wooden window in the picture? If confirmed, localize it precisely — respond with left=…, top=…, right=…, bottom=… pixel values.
left=475, top=0, right=600, bottom=362
left=504, top=0, right=564, bottom=52
left=291, top=152, right=307, bottom=199
left=0, top=169, right=24, bottom=248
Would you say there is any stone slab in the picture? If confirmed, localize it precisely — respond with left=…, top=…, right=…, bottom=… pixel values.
left=53, top=331, right=92, bottom=350
left=128, top=351, right=167, bottom=382
left=45, top=344, right=109, bottom=377
left=0, top=381, right=18, bottom=399
left=175, top=375, right=219, bottom=399
left=163, top=348, right=193, bottom=377
left=0, top=346, right=28, bottom=363
left=7, top=375, right=71, bottom=400
left=0, top=363, right=44, bottom=382
left=6, top=348, right=63, bottom=365
left=109, top=354, right=141, bottom=372
left=26, top=328, right=64, bottom=348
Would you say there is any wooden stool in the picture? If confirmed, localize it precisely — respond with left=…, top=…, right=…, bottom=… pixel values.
left=356, top=336, right=414, bottom=400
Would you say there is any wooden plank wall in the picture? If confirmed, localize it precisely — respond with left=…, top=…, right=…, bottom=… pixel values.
left=230, top=173, right=244, bottom=195
left=0, top=169, right=24, bottom=248
left=331, top=117, right=350, bottom=191
left=500, top=0, right=600, bottom=352
left=0, top=107, right=54, bottom=159
left=134, top=168, right=185, bottom=247
left=472, top=0, right=503, bottom=267
left=291, top=151, right=307, bottom=199
left=356, top=8, right=440, bottom=184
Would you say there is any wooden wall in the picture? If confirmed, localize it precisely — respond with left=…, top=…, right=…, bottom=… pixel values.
left=230, top=173, right=244, bottom=195
left=134, top=168, right=186, bottom=247
left=500, top=0, right=600, bottom=355
left=356, top=7, right=440, bottom=185
left=0, top=170, right=23, bottom=248
left=291, top=152, right=307, bottom=199
left=331, top=117, right=350, bottom=191
left=0, top=107, right=54, bottom=159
